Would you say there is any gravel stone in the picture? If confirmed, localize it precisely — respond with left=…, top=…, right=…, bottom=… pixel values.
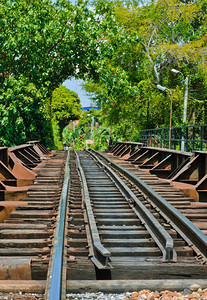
left=66, top=292, right=131, bottom=299
left=66, top=288, right=207, bottom=300
left=189, top=284, right=201, bottom=291
left=183, top=289, right=191, bottom=295
left=1, top=288, right=207, bottom=300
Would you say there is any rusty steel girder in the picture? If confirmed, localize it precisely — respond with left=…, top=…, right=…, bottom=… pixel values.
left=27, top=140, right=50, bottom=156
left=170, top=151, right=207, bottom=202
left=109, top=142, right=143, bottom=158
left=0, top=142, right=50, bottom=222
left=108, top=142, right=207, bottom=202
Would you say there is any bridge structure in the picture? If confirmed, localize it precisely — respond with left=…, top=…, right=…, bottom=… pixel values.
left=0, top=140, right=205, bottom=299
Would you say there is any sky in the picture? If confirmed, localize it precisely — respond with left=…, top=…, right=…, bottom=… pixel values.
left=63, top=78, right=92, bottom=107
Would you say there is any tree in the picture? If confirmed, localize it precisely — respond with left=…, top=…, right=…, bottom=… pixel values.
left=51, top=86, right=81, bottom=133
left=84, top=0, right=207, bottom=139
left=0, top=75, right=52, bottom=146
left=50, top=85, right=81, bottom=148
left=0, top=0, right=206, bottom=147
left=113, top=0, right=207, bottom=124
left=0, top=0, right=115, bottom=146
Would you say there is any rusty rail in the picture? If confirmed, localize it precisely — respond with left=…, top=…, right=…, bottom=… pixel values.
left=90, top=149, right=207, bottom=261
left=75, top=151, right=112, bottom=270
left=88, top=150, right=176, bottom=262
left=45, top=150, right=70, bottom=300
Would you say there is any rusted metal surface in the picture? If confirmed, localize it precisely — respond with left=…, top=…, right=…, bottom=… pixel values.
left=26, top=143, right=45, bottom=157
left=88, top=150, right=176, bottom=262
left=92, top=150, right=207, bottom=261
left=109, top=142, right=207, bottom=202
left=99, top=151, right=207, bottom=259
left=8, top=155, right=36, bottom=186
left=0, top=143, right=51, bottom=222
left=0, top=148, right=66, bottom=282
left=0, top=144, right=206, bottom=292
left=66, top=151, right=96, bottom=281
left=75, top=150, right=207, bottom=280
left=110, top=142, right=143, bottom=158
left=45, top=150, right=70, bottom=300
left=76, top=151, right=112, bottom=269
left=171, top=151, right=207, bottom=202
left=27, top=141, right=50, bottom=155
left=128, top=147, right=192, bottom=178
left=9, top=144, right=41, bottom=169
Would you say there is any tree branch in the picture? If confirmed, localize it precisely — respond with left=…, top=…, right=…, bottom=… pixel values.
left=141, top=41, right=160, bottom=82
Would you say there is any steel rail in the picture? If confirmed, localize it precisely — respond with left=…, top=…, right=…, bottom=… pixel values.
left=45, top=150, right=70, bottom=300
left=75, top=151, right=112, bottom=269
left=90, top=149, right=207, bottom=261
left=88, top=150, right=177, bottom=262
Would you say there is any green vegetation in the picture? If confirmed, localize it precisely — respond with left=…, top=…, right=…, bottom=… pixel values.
left=0, top=76, right=51, bottom=146
left=0, top=0, right=206, bottom=148
left=84, top=0, right=207, bottom=142
left=62, top=109, right=114, bottom=150
left=0, top=0, right=110, bottom=147
left=50, top=86, right=81, bottom=149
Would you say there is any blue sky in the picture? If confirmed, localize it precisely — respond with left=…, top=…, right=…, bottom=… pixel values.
left=63, top=79, right=92, bottom=107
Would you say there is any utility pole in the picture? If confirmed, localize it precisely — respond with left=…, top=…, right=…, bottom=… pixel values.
left=171, top=69, right=189, bottom=151
left=157, top=85, right=173, bottom=149
left=183, top=76, right=188, bottom=124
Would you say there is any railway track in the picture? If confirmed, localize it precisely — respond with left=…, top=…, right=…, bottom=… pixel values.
left=101, top=151, right=207, bottom=237
left=0, top=149, right=67, bottom=298
left=0, top=148, right=207, bottom=299
left=74, top=150, right=207, bottom=279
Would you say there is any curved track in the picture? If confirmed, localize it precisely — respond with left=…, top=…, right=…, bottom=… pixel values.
left=71, top=150, right=207, bottom=280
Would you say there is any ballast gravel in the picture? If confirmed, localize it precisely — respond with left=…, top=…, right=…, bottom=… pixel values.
left=0, top=293, right=44, bottom=300
left=1, top=288, right=207, bottom=299
left=66, top=292, right=132, bottom=299
left=66, top=288, right=207, bottom=300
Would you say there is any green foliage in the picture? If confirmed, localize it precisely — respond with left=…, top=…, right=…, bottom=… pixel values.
left=49, top=86, right=81, bottom=149
left=0, top=76, right=52, bottom=146
left=50, top=86, right=81, bottom=147
left=63, top=109, right=117, bottom=150
left=51, top=117, right=63, bottom=150
left=83, top=0, right=207, bottom=141
left=0, top=0, right=109, bottom=146
left=0, top=0, right=102, bottom=92
left=0, top=0, right=206, bottom=147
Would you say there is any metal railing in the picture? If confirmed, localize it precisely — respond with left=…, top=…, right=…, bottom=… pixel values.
left=139, top=124, right=207, bottom=152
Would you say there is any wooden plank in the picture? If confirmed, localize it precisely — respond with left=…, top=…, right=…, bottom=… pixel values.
left=0, top=280, right=45, bottom=293
left=0, top=239, right=48, bottom=248
left=0, top=229, right=52, bottom=239
left=108, top=247, right=161, bottom=256
left=0, top=201, right=28, bottom=207
left=0, top=247, right=50, bottom=255
left=66, top=279, right=207, bottom=292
